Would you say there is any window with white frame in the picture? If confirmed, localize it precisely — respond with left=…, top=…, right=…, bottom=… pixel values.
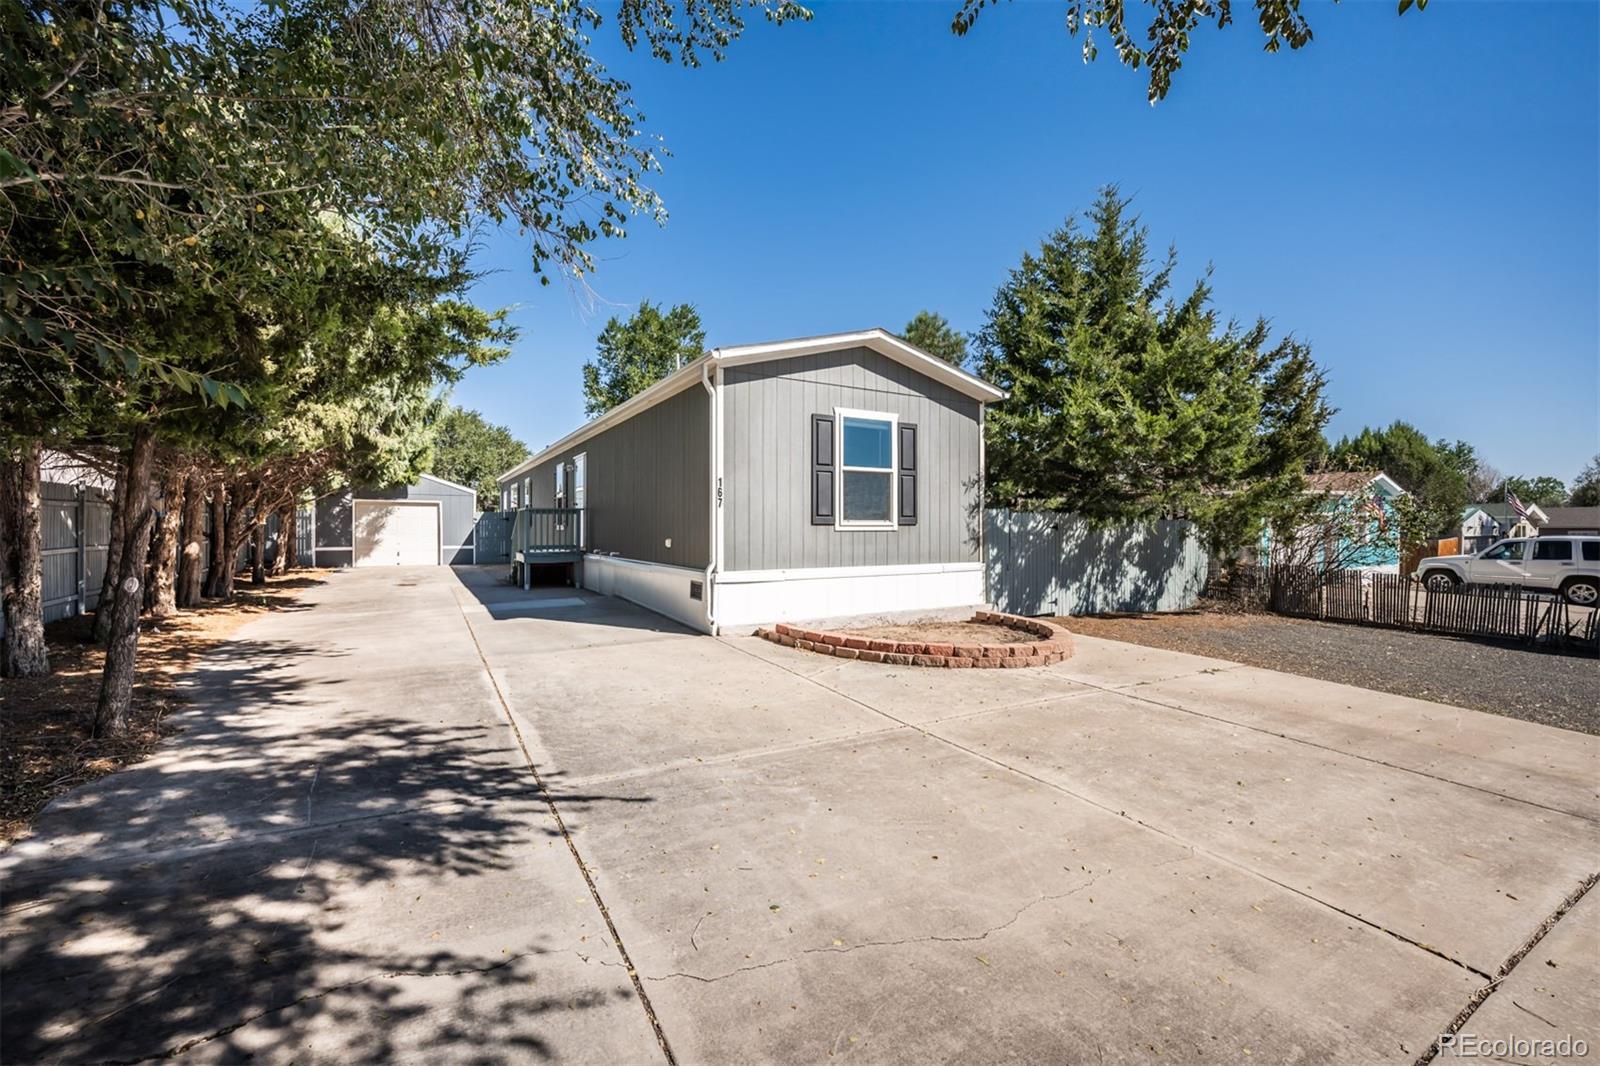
left=572, top=453, right=587, bottom=509
left=836, top=409, right=897, bottom=529
left=554, top=462, right=567, bottom=529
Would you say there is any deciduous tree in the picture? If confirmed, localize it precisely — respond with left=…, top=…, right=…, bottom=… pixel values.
left=430, top=407, right=529, bottom=510
left=1327, top=422, right=1470, bottom=544
left=1570, top=456, right=1600, bottom=508
left=951, top=0, right=1431, bottom=103
left=581, top=302, right=706, bottom=415
left=1490, top=475, right=1568, bottom=509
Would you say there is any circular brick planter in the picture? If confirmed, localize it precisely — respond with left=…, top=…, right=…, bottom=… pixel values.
left=755, top=611, right=1074, bottom=668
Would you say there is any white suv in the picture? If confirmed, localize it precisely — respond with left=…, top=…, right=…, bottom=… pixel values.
left=1413, top=536, right=1600, bottom=606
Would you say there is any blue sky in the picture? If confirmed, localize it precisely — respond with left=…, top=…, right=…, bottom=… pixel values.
left=453, top=0, right=1599, bottom=484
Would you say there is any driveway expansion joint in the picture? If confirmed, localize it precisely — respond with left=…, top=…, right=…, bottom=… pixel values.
left=1412, top=870, right=1599, bottom=1066
left=722, top=637, right=1514, bottom=983
left=451, top=588, right=679, bottom=1066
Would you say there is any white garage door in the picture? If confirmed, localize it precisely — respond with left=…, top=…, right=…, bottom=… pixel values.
left=353, top=501, right=440, bottom=567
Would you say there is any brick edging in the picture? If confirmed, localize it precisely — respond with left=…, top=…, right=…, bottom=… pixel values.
left=754, top=611, right=1074, bottom=668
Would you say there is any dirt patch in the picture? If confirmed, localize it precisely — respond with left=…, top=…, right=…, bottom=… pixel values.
left=1063, top=609, right=1600, bottom=735
left=836, top=621, right=1043, bottom=645
left=1, top=572, right=326, bottom=844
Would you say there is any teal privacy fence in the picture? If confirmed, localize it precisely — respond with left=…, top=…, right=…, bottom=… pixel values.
left=984, top=509, right=1208, bottom=617
left=474, top=510, right=515, bottom=564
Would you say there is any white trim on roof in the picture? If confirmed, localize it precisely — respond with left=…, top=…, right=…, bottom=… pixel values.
left=1308, top=472, right=1407, bottom=499
left=713, top=328, right=1007, bottom=403
left=498, top=329, right=1006, bottom=484
left=416, top=472, right=479, bottom=496
left=1368, top=473, right=1406, bottom=498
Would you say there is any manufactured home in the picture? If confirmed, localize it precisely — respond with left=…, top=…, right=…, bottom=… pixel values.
left=497, top=329, right=1006, bottom=633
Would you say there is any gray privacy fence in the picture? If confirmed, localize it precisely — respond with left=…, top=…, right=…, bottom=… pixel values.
left=984, top=509, right=1208, bottom=617
left=38, top=480, right=116, bottom=625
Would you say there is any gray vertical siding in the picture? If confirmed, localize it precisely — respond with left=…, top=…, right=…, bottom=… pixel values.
left=312, top=476, right=479, bottom=565
left=985, top=509, right=1208, bottom=616
left=360, top=476, right=479, bottom=563
left=519, top=383, right=710, bottom=570
left=721, top=347, right=983, bottom=572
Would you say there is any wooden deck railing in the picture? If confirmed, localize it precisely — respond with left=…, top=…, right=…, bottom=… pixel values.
left=512, top=507, right=583, bottom=554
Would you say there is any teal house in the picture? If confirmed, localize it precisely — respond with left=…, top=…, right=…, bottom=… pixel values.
left=1260, top=471, right=1407, bottom=572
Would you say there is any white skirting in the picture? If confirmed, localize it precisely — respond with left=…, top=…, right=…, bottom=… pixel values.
left=581, top=555, right=710, bottom=633
left=712, top=562, right=985, bottom=631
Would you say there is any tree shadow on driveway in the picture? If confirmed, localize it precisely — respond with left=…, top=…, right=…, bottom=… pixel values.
left=1, top=635, right=656, bottom=1064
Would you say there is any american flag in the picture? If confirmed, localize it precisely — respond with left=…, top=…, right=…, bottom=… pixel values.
left=1506, top=489, right=1530, bottom=521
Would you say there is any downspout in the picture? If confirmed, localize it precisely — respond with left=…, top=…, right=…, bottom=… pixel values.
left=701, top=360, right=720, bottom=634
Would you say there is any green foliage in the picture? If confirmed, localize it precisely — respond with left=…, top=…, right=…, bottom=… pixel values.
left=581, top=301, right=706, bottom=416
left=1326, top=422, right=1470, bottom=543
left=975, top=187, right=1331, bottom=551
left=1570, top=456, right=1600, bottom=508
left=950, top=0, right=1428, bottom=103
left=2, top=0, right=803, bottom=398
left=902, top=311, right=969, bottom=367
left=429, top=406, right=530, bottom=510
left=1490, top=475, right=1568, bottom=509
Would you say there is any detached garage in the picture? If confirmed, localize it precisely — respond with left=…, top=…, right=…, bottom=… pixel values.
left=307, top=474, right=480, bottom=567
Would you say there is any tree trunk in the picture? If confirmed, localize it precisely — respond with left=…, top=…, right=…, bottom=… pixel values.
left=272, top=504, right=294, bottom=576
left=177, top=473, right=206, bottom=609
left=0, top=440, right=51, bottom=678
left=92, top=426, right=157, bottom=737
left=212, top=483, right=242, bottom=601
left=204, top=491, right=227, bottom=598
left=146, top=467, right=184, bottom=618
left=251, top=521, right=267, bottom=586
left=93, top=459, right=127, bottom=645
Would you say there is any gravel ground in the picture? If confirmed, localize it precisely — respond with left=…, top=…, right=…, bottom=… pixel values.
left=1060, top=609, right=1600, bottom=735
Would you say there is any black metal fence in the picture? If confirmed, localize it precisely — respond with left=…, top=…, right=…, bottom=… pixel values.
left=1205, top=564, right=1598, bottom=652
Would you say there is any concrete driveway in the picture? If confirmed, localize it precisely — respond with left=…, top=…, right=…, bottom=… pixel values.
left=3, top=565, right=1595, bottom=1064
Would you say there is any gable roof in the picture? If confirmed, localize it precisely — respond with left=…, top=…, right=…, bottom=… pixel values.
left=416, top=472, right=479, bottom=496
left=1305, top=471, right=1405, bottom=498
left=499, top=328, right=1006, bottom=483
left=1474, top=501, right=1551, bottom=525
left=1539, top=505, right=1600, bottom=529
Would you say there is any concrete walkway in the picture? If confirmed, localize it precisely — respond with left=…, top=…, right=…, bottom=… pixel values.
left=3, top=565, right=1595, bottom=1064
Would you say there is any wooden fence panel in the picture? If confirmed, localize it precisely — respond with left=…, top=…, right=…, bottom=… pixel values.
left=1209, top=564, right=1597, bottom=653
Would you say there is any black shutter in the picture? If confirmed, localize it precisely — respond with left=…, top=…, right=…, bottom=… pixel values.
left=811, top=414, right=834, bottom=525
left=898, top=422, right=918, bottom=526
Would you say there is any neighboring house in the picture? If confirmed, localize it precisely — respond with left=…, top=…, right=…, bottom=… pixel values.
left=497, top=328, right=1007, bottom=633
left=1538, top=506, right=1600, bottom=537
left=1259, top=471, right=1407, bottom=573
left=305, top=473, right=480, bottom=568
left=1460, top=502, right=1548, bottom=552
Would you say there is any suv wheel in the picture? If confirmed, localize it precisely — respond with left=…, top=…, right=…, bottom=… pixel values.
left=1423, top=570, right=1460, bottom=593
left=1561, top=577, right=1599, bottom=607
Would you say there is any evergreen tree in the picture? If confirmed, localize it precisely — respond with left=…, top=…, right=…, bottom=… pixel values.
left=902, top=311, right=969, bottom=366
left=1326, top=422, right=1470, bottom=542
left=581, top=302, right=706, bottom=416
left=974, top=188, right=1330, bottom=550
